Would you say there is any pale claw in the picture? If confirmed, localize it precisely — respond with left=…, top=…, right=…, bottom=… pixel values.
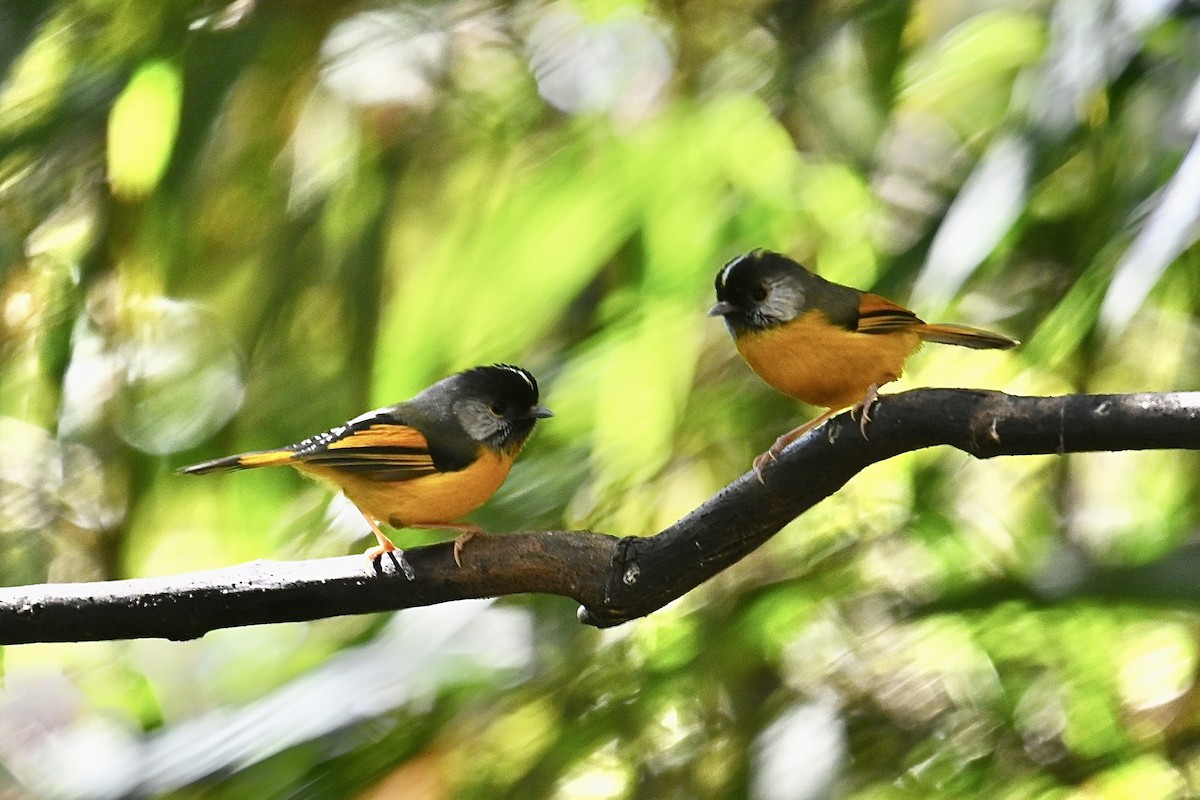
left=452, top=530, right=482, bottom=567
left=752, top=449, right=778, bottom=483
left=364, top=546, right=414, bottom=579
left=849, top=384, right=881, bottom=440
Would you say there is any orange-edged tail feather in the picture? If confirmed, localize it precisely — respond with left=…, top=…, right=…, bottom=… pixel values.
left=917, top=323, right=1018, bottom=350
left=178, top=449, right=296, bottom=475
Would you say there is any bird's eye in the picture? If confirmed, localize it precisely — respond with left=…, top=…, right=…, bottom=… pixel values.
left=751, top=286, right=768, bottom=302
left=488, top=401, right=505, bottom=416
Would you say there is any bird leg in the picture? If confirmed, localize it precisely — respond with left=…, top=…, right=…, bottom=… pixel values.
left=358, top=510, right=413, bottom=578
left=848, top=383, right=882, bottom=439
left=360, top=511, right=397, bottom=562
left=752, top=407, right=839, bottom=481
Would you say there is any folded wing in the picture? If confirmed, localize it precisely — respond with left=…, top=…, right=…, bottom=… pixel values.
left=179, top=411, right=440, bottom=482
left=854, top=292, right=924, bottom=334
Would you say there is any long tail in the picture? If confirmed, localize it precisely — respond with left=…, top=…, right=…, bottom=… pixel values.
left=179, top=449, right=296, bottom=475
left=917, top=323, right=1018, bottom=350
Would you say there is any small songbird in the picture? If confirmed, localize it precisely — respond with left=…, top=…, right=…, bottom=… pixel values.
left=180, top=364, right=552, bottom=566
left=710, top=250, right=1017, bottom=473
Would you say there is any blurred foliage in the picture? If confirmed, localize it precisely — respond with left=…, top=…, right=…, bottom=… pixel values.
left=1, top=0, right=1200, bottom=797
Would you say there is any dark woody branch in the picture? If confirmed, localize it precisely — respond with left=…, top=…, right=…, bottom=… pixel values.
left=1, top=389, right=1197, bottom=645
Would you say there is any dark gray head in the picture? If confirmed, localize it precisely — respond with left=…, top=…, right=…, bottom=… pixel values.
left=709, top=250, right=819, bottom=334
left=443, top=364, right=552, bottom=453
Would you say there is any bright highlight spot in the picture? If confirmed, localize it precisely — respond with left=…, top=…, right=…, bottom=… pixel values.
left=107, top=60, right=183, bottom=199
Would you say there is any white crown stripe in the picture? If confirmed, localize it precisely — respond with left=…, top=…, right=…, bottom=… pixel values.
left=495, top=363, right=537, bottom=395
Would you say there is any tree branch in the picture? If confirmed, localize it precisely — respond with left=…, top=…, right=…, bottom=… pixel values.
left=1, top=389, right=1197, bottom=644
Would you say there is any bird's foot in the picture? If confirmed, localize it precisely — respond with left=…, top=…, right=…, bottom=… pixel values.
left=358, top=511, right=413, bottom=578
left=848, top=384, right=881, bottom=439
left=365, top=545, right=414, bottom=579
left=452, top=528, right=486, bottom=567
left=752, top=448, right=778, bottom=483
left=752, top=410, right=838, bottom=481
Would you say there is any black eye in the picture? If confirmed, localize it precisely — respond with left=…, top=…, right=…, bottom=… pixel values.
left=751, top=286, right=768, bottom=302
left=489, top=401, right=505, bottom=416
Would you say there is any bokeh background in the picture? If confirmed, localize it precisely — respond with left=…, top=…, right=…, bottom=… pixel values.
left=2, top=0, right=1200, bottom=797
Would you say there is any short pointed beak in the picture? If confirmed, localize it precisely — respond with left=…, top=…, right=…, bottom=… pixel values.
left=708, top=300, right=737, bottom=317
left=530, top=405, right=554, bottom=419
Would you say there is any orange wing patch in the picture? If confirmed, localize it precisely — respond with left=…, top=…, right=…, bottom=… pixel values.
left=855, top=292, right=924, bottom=335
left=325, top=424, right=429, bottom=451
left=297, top=422, right=438, bottom=480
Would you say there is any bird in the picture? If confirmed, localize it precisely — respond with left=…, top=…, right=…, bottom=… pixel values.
left=709, top=250, right=1017, bottom=474
left=180, top=364, right=552, bottom=567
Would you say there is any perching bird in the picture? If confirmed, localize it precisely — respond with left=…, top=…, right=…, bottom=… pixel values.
left=180, top=364, right=552, bottom=566
left=710, top=250, right=1016, bottom=474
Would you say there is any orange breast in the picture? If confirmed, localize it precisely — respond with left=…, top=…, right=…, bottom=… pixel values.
left=297, top=449, right=513, bottom=528
left=735, top=310, right=922, bottom=409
